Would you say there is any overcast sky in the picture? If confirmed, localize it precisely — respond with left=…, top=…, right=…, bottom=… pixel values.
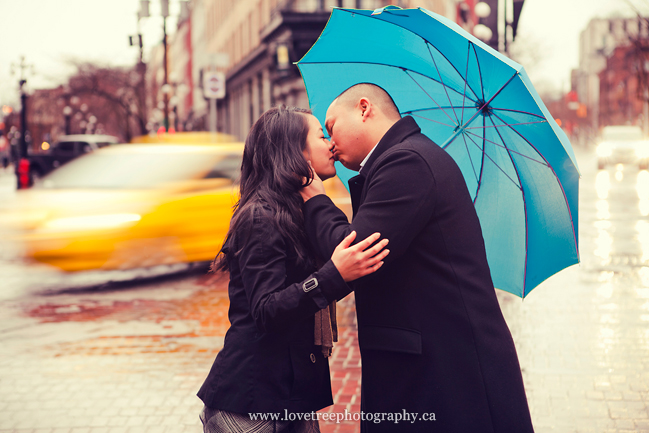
left=0, top=0, right=646, bottom=107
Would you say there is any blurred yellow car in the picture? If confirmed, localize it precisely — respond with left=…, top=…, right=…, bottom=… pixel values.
left=10, top=142, right=352, bottom=272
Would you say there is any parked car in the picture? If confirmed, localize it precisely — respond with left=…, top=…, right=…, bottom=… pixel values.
left=28, top=134, right=119, bottom=180
left=596, top=126, right=649, bottom=170
left=8, top=142, right=351, bottom=272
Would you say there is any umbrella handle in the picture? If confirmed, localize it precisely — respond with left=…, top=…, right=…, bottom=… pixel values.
left=371, top=5, right=403, bottom=16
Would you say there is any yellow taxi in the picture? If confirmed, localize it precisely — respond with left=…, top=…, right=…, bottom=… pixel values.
left=10, top=141, right=351, bottom=272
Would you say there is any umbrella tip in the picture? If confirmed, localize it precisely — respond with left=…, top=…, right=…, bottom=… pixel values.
left=475, top=99, right=493, bottom=116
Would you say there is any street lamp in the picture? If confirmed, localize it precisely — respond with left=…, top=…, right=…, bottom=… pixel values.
left=138, top=0, right=188, bottom=132
left=10, top=56, right=34, bottom=162
left=63, top=106, right=72, bottom=135
left=474, top=2, right=491, bottom=18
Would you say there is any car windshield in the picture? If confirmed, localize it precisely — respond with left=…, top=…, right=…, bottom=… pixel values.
left=38, top=150, right=241, bottom=189
left=602, top=127, right=644, bottom=141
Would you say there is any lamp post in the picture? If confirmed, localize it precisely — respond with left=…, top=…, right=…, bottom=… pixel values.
left=10, top=56, right=34, bottom=161
left=63, top=106, right=72, bottom=135
left=10, top=56, right=34, bottom=189
left=162, top=0, right=170, bottom=132
left=138, top=0, right=188, bottom=132
left=472, top=0, right=526, bottom=54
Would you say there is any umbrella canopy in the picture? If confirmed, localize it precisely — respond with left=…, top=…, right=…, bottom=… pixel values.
left=297, top=6, right=580, bottom=298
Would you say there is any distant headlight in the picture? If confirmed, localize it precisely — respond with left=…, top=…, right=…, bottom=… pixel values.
left=636, top=146, right=649, bottom=159
left=597, top=143, right=613, bottom=157
left=42, top=213, right=141, bottom=231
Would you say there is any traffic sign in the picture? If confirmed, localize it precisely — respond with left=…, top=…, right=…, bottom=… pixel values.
left=203, top=71, right=226, bottom=99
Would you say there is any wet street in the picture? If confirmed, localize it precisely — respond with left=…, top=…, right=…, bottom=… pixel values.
left=1, top=144, right=649, bottom=433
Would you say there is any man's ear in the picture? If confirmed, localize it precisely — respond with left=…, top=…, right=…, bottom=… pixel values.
left=358, top=97, right=371, bottom=121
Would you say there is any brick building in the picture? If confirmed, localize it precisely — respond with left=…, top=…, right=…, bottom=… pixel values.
left=598, top=44, right=645, bottom=128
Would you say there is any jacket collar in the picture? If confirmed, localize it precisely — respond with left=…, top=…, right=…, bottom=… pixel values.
left=360, top=116, right=421, bottom=175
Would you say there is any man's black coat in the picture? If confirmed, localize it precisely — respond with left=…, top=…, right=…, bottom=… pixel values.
left=304, top=116, right=534, bottom=432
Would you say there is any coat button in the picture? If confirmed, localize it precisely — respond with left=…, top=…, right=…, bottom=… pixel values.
left=310, top=353, right=316, bottom=363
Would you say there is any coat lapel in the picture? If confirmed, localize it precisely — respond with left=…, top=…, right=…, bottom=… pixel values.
left=348, top=174, right=365, bottom=216
left=347, top=116, right=422, bottom=217
left=360, top=116, right=421, bottom=176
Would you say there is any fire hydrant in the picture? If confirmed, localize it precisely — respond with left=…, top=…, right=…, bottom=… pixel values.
left=17, top=158, right=31, bottom=189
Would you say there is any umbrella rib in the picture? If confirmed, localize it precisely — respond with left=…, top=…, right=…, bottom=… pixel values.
left=461, top=131, right=481, bottom=186
left=491, top=108, right=547, bottom=120
left=463, top=130, right=521, bottom=190
left=407, top=106, right=478, bottom=113
left=441, top=72, right=519, bottom=149
left=466, top=120, right=548, bottom=129
left=406, top=113, right=456, bottom=129
left=425, top=41, right=481, bottom=101
left=473, top=116, right=487, bottom=205
left=425, top=43, right=461, bottom=124
left=300, top=60, right=473, bottom=102
left=334, top=8, right=481, bottom=102
left=470, top=42, right=485, bottom=101
left=490, top=110, right=580, bottom=265
left=461, top=42, right=472, bottom=126
left=404, top=69, right=458, bottom=126
left=464, top=130, right=549, bottom=165
left=489, top=111, right=557, bottom=168
left=487, top=115, right=529, bottom=296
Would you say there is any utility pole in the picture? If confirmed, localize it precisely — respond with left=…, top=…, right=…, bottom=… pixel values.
left=10, top=56, right=33, bottom=161
left=162, top=0, right=170, bottom=132
left=10, top=56, right=34, bottom=189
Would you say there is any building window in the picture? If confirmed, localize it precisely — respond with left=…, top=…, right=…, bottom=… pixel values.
left=258, top=73, right=264, bottom=115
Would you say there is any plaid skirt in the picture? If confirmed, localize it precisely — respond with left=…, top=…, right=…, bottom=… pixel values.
left=200, top=406, right=321, bottom=433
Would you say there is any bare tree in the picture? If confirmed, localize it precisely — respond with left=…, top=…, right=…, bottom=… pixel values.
left=65, top=62, right=147, bottom=142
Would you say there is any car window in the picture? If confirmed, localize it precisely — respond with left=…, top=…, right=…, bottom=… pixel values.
left=96, top=142, right=112, bottom=148
left=203, top=154, right=242, bottom=181
left=56, top=141, right=77, bottom=154
left=38, top=150, right=241, bottom=189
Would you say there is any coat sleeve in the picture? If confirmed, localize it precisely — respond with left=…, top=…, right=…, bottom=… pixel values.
left=238, top=213, right=349, bottom=334
left=304, top=149, right=436, bottom=302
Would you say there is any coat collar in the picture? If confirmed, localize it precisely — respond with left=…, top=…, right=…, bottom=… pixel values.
left=360, top=116, right=421, bottom=175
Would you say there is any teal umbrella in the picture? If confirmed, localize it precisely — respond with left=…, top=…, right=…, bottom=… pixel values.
left=297, top=6, right=580, bottom=298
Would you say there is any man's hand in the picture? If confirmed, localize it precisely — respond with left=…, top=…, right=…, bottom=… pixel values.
left=300, top=161, right=326, bottom=202
left=331, top=231, right=389, bottom=282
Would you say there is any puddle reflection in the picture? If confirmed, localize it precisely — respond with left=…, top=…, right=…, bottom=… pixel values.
left=638, top=220, right=649, bottom=264
left=639, top=171, right=649, bottom=217
left=594, top=228, right=612, bottom=264
left=615, top=165, right=624, bottom=181
left=596, top=171, right=610, bottom=200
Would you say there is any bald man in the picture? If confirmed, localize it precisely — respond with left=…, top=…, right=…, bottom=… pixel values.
left=301, top=83, right=534, bottom=432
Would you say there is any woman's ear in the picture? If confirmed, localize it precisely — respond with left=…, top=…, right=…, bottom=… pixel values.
left=302, top=144, right=312, bottom=161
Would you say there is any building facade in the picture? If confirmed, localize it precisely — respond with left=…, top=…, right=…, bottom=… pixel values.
left=598, top=44, right=645, bottom=128
left=182, top=0, right=457, bottom=140
left=575, top=16, right=648, bottom=132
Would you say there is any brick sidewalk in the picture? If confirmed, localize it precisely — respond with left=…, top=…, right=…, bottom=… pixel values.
left=0, top=272, right=364, bottom=433
left=318, top=294, right=362, bottom=433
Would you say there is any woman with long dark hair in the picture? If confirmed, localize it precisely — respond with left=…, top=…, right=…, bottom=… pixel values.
left=197, top=106, right=389, bottom=433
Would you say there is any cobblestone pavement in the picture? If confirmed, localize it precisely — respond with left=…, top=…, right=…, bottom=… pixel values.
left=1, top=146, right=649, bottom=433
